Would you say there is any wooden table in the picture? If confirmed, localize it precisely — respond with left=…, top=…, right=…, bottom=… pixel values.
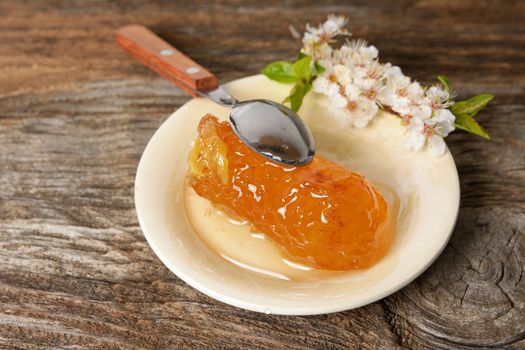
left=1, top=1, right=523, bottom=349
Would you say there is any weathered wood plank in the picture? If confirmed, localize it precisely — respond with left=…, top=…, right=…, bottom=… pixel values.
left=1, top=0, right=524, bottom=349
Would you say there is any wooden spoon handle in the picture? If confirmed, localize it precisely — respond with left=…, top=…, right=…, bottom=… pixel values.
left=116, top=25, right=219, bottom=96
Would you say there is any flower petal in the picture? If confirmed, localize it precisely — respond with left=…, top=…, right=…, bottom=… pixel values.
left=427, top=134, right=447, bottom=156
left=359, top=45, right=378, bottom=59
left=436, top=108, right=455, bottom=123
left=405, top=130, right=426, bottom=151
left=331, top=93, right=348, bottom=108
left=411, top=104, right=432, bottom=120
left=344, top=84, right=360, bottom=100
left=353, top=100, right=378, bottom=128
left=312, top=76, right=329, bottom=93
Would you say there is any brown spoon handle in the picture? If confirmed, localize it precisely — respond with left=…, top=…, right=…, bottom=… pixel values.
left=116, top=25, right=219, bottom=96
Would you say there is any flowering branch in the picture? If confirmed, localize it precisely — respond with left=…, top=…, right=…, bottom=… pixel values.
left=261, top=15, right=493, bottom=156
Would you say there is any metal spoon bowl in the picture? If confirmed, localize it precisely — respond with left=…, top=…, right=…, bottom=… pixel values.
left=116, top=25, right=315, bottom=166
left=199, top=88, right=314, bottom=165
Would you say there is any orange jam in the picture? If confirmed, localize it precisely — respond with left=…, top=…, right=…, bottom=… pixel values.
left=188, top=114, right=395, bottom=271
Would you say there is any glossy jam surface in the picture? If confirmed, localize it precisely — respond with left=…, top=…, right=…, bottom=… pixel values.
left=188, top=114, right=396, bottom=271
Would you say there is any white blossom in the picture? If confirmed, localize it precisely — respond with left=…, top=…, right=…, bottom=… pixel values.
left=321, top=15, right=349, bottom=35
left=405, top=109, right=455, bottom=156
left=411, top=104, right=432, bottom=120
left=379, top=75, right=412, bottom=115
left=359, top=45, right=379, bottom=60
left=435, top=108, right=456, bottom=136
left=302, top=15, right=350, bottom=61
left=384, top=64, right=405, bottom=81
left=329, top=91, right=379, bottom=128
left=426, top=85, right=454, bottom=110
left=309, top=37, right=387, bottom=128
left=300, top=15, right=459, bottom=156
left=312, top=76, right=339, bottom=97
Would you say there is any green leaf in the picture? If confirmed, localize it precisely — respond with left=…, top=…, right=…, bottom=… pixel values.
left=283, top=81, right=312, bottom=112
left=297, top=52, right=325, bottom=75
left=261, top=61, right=297, bottom=83
left=297, top=52, right=308, bottom=60
left=437, top=75, right=450, bottom=93
left=292, top=56, right=312, bottom=81
left=314, top=62, right=325, bottom=75
left=454, top=113, right=491, bottom=140
left=451, top=94, right=494, bottom=117
left=264, top=55, right=317, bottom=113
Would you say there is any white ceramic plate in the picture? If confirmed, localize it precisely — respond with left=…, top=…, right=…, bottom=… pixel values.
left=135, top=75, right=460, bottom=315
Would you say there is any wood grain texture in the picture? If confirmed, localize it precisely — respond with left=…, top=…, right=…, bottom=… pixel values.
left=0, top=0, right=524, bottom=349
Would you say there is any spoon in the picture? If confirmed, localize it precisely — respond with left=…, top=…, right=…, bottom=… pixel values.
left=116, top=25, right=315, bottom=166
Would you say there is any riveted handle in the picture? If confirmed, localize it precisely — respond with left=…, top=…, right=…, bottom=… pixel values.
left=116, top=25, right=219, bottom=96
